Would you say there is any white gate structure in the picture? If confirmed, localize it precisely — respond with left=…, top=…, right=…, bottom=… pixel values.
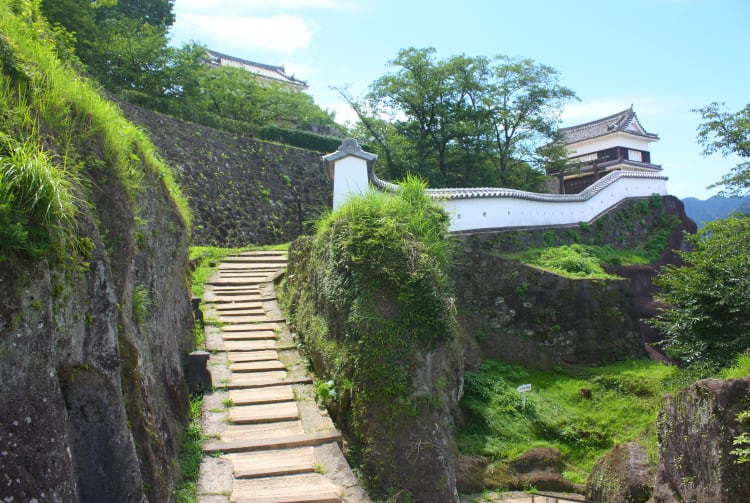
left=323, top=138, right=669, bottom=233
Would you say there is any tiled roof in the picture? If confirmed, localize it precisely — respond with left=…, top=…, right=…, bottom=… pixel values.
left=371, top=168, right=667, bottom=202
left=206, top=50, right=308, bottom=89
left=559, top=106, right=658, bottom=145
left=327, top=138, right=668, bottom=203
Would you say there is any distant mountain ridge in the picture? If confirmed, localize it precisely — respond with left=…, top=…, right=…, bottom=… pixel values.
left=682, top=195, right=750, bottom=227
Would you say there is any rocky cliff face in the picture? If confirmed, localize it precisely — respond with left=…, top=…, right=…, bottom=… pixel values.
left=117, top=99, right=332, bottom=247
left=452, top=196, right=694, bottom=369
left=0, top=149, right=193, bottom=502
left=651, top=377, right=750, bottom=503
left=281, top=184, right=465, bottom=502
left=453, top=254, right=647, bottom=368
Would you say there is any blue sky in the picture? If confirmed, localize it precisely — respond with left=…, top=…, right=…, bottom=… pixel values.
left=170, top=0, right=749, bottom=199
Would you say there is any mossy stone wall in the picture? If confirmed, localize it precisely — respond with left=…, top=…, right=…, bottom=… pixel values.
left=118, top=99, right=332, bottom=247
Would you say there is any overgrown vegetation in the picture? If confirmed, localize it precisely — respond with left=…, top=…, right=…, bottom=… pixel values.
left=0, top=138, right=79, bottom=259
left=173, top=394, right=204, bottom=503
left=189, top=244, right=288, bottom=298
left=458, top=359, right=687, bottom=482
left=39, top=0, right=342, bottom=152
left=650, top=214, right=750, bottom=371
left=281, top=177, right=456, bottom=497
left=0, top=0, right=189, bottom=260
left=499, top=198, right=680, bottom=278
left=342, top=47, right=578, bottom=189
left=506, top=244, right=621, bottom=279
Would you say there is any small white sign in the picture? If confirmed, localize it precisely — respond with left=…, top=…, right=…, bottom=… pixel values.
left=517, top=384, right=532, bottom=409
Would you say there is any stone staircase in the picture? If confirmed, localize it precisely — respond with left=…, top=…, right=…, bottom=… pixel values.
left=196, top=251, right=369, bottom=503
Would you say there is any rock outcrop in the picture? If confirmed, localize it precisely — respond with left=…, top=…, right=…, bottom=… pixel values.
left=651, top=377, right=750, bottom=503
left=452, top=196, right=694, bottom=369
left=0, top=165, right=193, bottom=502
left=586, top=442, right=653, bottom=503
left=454, top=254, right=647, bottom=368
left=0, top=9, right=194, bottom=497
left=484, top=447, right=583, bottom=494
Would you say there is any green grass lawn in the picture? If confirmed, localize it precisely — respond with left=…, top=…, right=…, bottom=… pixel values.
left=502, top=244, right=654, bottom=279
left=457, top=358, right=692, bottom=483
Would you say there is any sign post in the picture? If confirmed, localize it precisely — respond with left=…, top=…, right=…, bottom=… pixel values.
left=516, top=383, right=532, bottom=409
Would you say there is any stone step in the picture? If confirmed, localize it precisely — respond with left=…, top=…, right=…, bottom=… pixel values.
left=223, top=330, right=277, bottom=341
left=223, top=323, right=282, bottom=332
left=220, top=315, right=284, bottom=324
left=216, top=307, right=266, bottom=316
left=206, top=430, right=343, bottom=454
left=232, top=473, right=340, bottom=503
left=220, top=258, right=286, bottom=264
left=225, top=447, right=314, bottom=478
left=229, top=385, right=295, bottom=405
left=219, top=263, right=285, bottom=270
left=229, top=402, right=299, bottom=424
left=230, top=360, right=286, bottom=373
left=233, top=256, right=287, bottom=262
left=204, top=289, right=266, bottom=304
left=220, top=420, right=304, bottom=443
left=214, top=302, right=265, bottom=311
left=223, top=340, right=277, bottom=351
left=216, top=270, right=282, bottom=277
left=208, top=278, right=270, bottom=286
left=226, top=376, right=312, bottom=390
left=227, top=371, right=287, bottom=387
left=205, top=294, right=268, bottom=303
left=209, top=286, right=263, bottom=293
left=220, top=256, right=284, bottom=262
left=228, top=350, right=279, bottom=363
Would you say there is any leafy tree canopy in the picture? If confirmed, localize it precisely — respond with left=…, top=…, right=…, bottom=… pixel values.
left=651, top=215, right=750, bottom=371
left=341, top=47, right=577, bottom=190
left=694, top=102, right=750, bottom=196
left=39, top=0, right=338, bottom=138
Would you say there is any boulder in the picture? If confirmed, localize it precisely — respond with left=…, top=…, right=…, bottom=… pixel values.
left=586, top=442, right=653, bottom=503
left=455, top=455, right=488, bottom=494
left=486, top=447, right=583, bottom=494
left=651, top=377, right=750, bottom=503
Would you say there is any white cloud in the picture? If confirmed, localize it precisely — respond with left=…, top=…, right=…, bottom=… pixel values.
left=177, top=13, right=317, bottom=54
left=325, top=101, right=359, bottom=125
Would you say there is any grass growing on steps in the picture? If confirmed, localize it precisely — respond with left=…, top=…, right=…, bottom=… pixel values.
left=173, top=395, right=204, bottom=503
left=189, top=243, right=289, bottom=298
left=458, top=358, right=690, bottom=483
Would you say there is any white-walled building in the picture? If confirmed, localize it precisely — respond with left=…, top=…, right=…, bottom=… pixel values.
left=205, top=50, right=308, bottom=90
left=323, top=138, right=668, bottom=233
left=550, top=107, right=661, bottom=194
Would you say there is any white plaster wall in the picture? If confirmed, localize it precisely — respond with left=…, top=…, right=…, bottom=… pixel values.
left=332, top=156, right=370, bottom=209
left=440, top=176, right=668, bottom=232
left=567, top=133, right=653, bottom=157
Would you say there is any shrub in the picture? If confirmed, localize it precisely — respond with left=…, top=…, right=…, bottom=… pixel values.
left=281, top=177, right=456, bottom=495
left=0, top=138, right=79, bottom=258
left=257, top=125, right=342, bottom=153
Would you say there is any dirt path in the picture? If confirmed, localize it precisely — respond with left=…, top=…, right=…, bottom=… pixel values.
left=196, top=251, right=370, bottom=503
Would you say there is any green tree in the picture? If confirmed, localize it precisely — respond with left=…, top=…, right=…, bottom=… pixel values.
left=89, top=16, right=172, bottom=94
left=41, top=0, right=337, bottom=139
left=486, top=56, right=578, bottom=187
left=694, top=102, right=750, bottom=196
left=344, top=47, right=577, bottom=190
left=651, top=215, right=750, bottom=370
left=101, top=0, right=175, bottom=27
